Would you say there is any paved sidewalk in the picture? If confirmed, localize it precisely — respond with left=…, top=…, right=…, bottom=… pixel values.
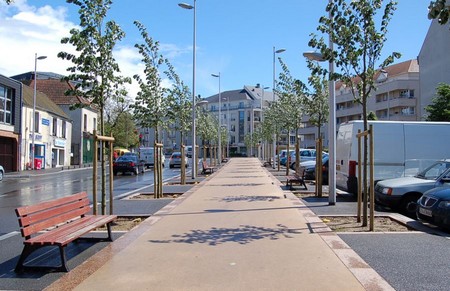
left=45, top=158, right=392, bottom=291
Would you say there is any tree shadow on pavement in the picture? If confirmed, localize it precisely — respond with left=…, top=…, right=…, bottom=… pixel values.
left=148, top=224, right=305, bottom=246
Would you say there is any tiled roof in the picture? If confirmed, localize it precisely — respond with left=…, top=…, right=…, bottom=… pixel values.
left=22, top=84, right=69, bottom=119
left=23, top=79, right=92, bottom=106
left=335, top=59, right=419, bottom=90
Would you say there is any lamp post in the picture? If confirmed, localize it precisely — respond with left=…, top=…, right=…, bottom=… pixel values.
left=226, top=95, right=230, bottom=159
left=302, top=1, right=336, bottom=205
left=211, top=73, right=221, bottom=165
left=32, top=53, right=47, bottom=170
left=272, top=46, right=286, bottom=169
left=178, top=1, right=197, bottom=179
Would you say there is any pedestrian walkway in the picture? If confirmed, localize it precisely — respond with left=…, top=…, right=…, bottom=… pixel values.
left=45, top=158, right=392, bottom=291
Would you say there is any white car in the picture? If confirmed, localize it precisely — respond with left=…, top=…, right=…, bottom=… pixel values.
left=0, top=165, right=4, bottom=181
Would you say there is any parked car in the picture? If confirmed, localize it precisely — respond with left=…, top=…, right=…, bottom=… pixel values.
left=375, top=160, right=450, bottom=217
left=279, top=150, right=295, bottom=166
left=290, top=150, right=327, bottom=170
left=169, top=152, right=189, bottom=168
left=416, top=186, right=450, bottom=230
left=300, top=155, right=329, bottom=183
left=186, top=146, right=193, bottom=158
left=113, top=155, right=145, bottom=176
left=0, top=165, right=4, bottom=181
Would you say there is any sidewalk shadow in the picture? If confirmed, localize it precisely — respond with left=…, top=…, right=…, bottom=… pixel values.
left=148, top=224, right=305, bottom=246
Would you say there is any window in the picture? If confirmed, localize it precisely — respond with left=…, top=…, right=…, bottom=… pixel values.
left=0, top=84, right=14, bottom=124
left=83, top=114, right=87, bottom=132
left=34, top=111, right=40, bottom=133
left=53, top=117, right=58, bottom=136
left=62, top=121, right=66, bottom=138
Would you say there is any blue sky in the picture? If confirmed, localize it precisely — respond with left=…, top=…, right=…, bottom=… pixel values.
left=0, top=0, right=431, bottom=98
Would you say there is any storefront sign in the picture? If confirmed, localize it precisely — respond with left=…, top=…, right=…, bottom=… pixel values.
left=54, top=138, right=66, bottom=148
left=42, top=118, right=50, bottom=126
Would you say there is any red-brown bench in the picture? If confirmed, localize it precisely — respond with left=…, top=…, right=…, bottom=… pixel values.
left=15, top=191, right=117, bottom=272
left=286, top=172, right=308, bottom=190
left=201, top=160, right=216, bottom=174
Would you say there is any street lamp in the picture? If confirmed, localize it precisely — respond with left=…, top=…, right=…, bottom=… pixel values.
left=302, top=0, right=336, bottom=205
left=178, top=1, right=197, bottom=179
left=32, top=53, right=47, bottom=170
left=272, top=46, right=286, bottom=169
left=211, top=73, right=221, bottom=165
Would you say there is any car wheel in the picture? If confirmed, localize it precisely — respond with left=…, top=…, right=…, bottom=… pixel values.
left=0, top=170, right=3, bottom=181
left=400, top=194, right=421, bottom=218
left=113, top=171, right=118, bottom=176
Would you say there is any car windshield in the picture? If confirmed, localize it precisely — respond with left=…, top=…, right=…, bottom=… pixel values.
left=415, top=161, right=450, bottom=180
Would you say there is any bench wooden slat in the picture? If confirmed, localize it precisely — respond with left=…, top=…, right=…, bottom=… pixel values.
left=202, top=161, right=216, bottom=174
left=16, top=192, right=87, bottom=217
left=24, top=215, right=116, bottom=246
left=18, top=198, right=89, bottom=227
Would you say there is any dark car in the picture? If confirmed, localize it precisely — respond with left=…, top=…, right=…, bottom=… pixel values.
left=301, top=155, right=329, bottom=184
left=113, top=155, right=145, bottom=176
left=416, top=186, right=450, bottom=230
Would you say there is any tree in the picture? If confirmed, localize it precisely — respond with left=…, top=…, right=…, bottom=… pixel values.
left=425, top=83, right=450, bottom=121
left=164, top=60, right=191, bottom=184
left=305, top=60, right=329, bottom=197
left=104, top=96, right=139, bottom=148
left=276, top=58, right=306, bottom=175
left=132, top=21, right=168, bottom=197
left=58, top=0, right=130, bottom=214
left=428, top=0, right=450, bottom=25
left=309, top=0, right=400, bottom=226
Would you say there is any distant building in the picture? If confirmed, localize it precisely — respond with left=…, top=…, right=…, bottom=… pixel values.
left=418, top=19, right=450, bottom=119
left=0, top=74, right=22, bottom=172
left=21, top=84, right=72, bottom=170
left=11, top=72, right=98, bottom=166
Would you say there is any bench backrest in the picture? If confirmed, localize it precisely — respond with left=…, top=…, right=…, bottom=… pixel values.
left=202, top=161, right=208, bottom=168
left=15, top=192, right=91, bottom=239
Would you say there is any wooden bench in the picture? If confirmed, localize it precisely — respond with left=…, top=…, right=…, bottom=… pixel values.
left=15, top=192, right=117, bottom=272
left=201, top=160, right=216, bottom=174
left=286, top=172, right=308, bottom=190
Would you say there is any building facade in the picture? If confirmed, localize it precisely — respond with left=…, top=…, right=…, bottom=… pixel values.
left=418, top=19, right=450, bottom=119
left=12, top=73, right=98, bottom=166
left=300, top=59, right=420, bottom=149
left=21, top=84, right=72, bottom=170
left=0, top=75, right=22, bottom=172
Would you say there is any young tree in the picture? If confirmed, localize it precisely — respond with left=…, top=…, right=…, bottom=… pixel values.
left=164, top=60, right=192, bottom=184
left=428, top=0, right=449, bottom=25
left=309, top=0, right=400, bottom=226
left=425, top=83, right=450, bottom=121
left=132, top=21, right=168, bottom=197
left=58, top=0, right=130, bottom=214
left=276, top=58, right=307, bottom=175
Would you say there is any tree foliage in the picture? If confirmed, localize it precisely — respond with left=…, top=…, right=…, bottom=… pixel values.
left=428, top=0, right=450, bottom=25
left=131, top=21, right=167, bottom=143
left=58, top=0, right=130, bottom=136
left=425, top=83, right=450, bottom=121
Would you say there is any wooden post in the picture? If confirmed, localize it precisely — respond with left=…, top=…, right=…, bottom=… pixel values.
left=357, top=129, right=362, bottom=223
left=369, top=125, right=375, bottom=231
left=93, top=131, right=98, bottom=215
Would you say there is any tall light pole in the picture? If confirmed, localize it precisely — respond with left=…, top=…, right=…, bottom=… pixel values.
left=272, top=46, right=286, bottom=169
left=302, top=0, right=336, bottom=205
left=211, top=73, right=221, bottom=165
left=226, top=95, right=230, bottom=159
left=32, top=53, right=47, bottom=170
left=179, top=1, right=197, bottom=179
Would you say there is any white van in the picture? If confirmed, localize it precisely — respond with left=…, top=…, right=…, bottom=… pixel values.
left=336, top=120, right=450, bottom=194
left=139, top=147, right=165, bottom=168
left=185, top=146, right=193, bottom=158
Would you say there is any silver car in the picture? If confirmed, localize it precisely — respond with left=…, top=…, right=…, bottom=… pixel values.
left=169, top=152, right=189, bottom=168
left=375, top=160, right=450, bottom=217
